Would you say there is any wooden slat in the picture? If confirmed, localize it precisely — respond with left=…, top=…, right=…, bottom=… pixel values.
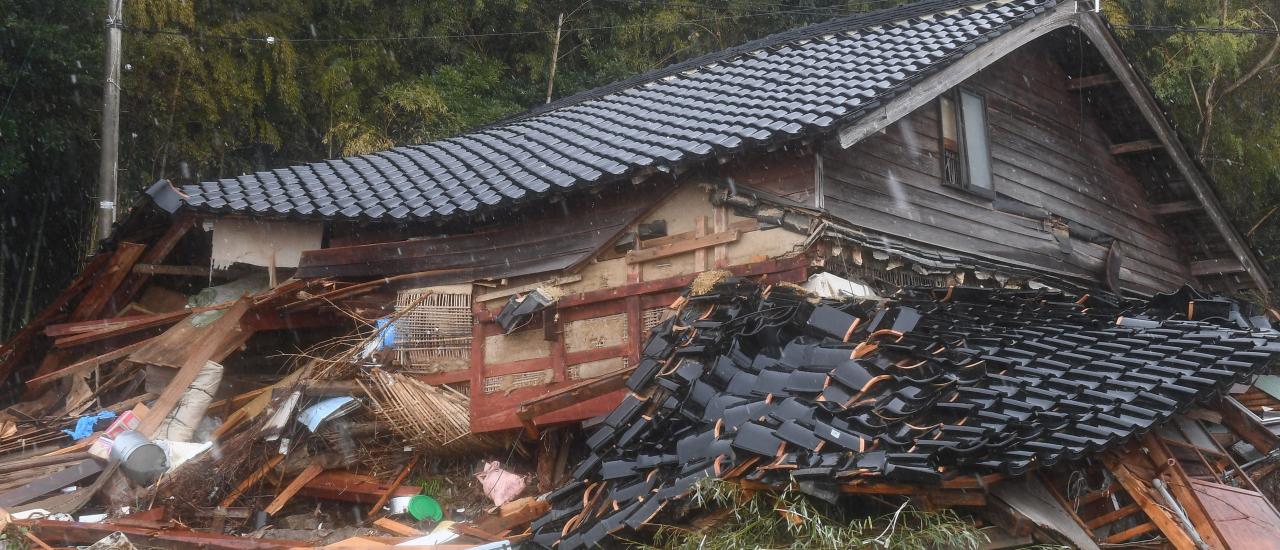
left=474, top=275, right=584, bottom=303
left=25, top=337, right=155, bottom=387
left=1110, top=139, right=1164, bottom=155
left=1066, top=73, right=1119, bottom=90
left=264, top=462, right=324, bottom=516
left=130, top=263, right=216, bottom=277
left=624, top=230, right=739, bottom=264
left=0, top=459, right=103, bottom=507
left=1150, top=200, right=1202, bottom=216
left=219, top=454, right=284, bottom=508
left=1105, top=522, right=1157, bottom=544
left=52, top=306, right=224, bottom=348
left=372, top=517, right=424, bottom=537
left=367, top=453, right=419, bottom=517
left=516, top=366, right=636, bottom=437
left=1104, top=454, right=1199, bottom=550
left=137, top=298, right=251, bottom=437
left=1214, top=397, right=1280, bottom=453
left=1191, top=258, right=1245, bottom=277
left=68, top=242, right=147, bottom=322
left=107, top=215, right=197, bottom=316
left=1085, top=503, right=1142, bottom=529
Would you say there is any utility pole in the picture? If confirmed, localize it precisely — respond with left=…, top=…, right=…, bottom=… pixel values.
left=97, top=0, right=123, bottom=241
left=545, top=12, right=563, bottom=104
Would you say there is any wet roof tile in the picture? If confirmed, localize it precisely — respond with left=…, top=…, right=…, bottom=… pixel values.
left=176, top=0, right=1054, bottom=221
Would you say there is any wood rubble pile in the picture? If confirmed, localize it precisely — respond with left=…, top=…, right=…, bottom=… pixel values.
left=5, top=212, right=1280, bottom=547
left=4, top=219, right=1280, bottom=549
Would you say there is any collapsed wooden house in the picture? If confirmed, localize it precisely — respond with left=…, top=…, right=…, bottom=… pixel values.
left=2, top=0, right=1280, bottom=547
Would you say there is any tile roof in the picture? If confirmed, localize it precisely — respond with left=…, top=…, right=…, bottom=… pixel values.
left=528, top=280, right=1280, bottom=549
left=178, top=0, right=1056, bottom=222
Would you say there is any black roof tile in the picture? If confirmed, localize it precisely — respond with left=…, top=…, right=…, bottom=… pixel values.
left=178, top=0, right=1054, bottom=221
left=527, top=280, right=1280, bottom=548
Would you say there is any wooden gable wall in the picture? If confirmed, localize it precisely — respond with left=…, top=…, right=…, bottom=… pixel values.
left=819, top=40, right=1192, bottom=295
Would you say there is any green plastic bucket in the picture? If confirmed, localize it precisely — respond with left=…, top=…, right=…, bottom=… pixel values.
left=407, top=494, right=443, bottom=521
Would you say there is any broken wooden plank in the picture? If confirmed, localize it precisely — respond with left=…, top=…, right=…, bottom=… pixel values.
left=1085, top=503, right=1142, bottom=529
left=1105, top=522, right=1157, bottom=544
left=0, top=459, right=103, bottom=508
left=1104, top=454, right=1199, bottom=550
left=368, top=454, right=420, bottom=517
left=25, top=338, right=155, bottom=388
left=107, top=214, right=198, bottom=316
left=22, top=530, right=53, bottom=550
left=69, top=242, right=147, bottom=322
left=1143, top=435, right=1227, bottom=549
left=130, top=263, right=217, bottom=277
left=17, top=518, right=308, bottom=550
left=1109, top=139, right=1163, bottom=155
left=264, top=462, right=324, bottom=516
left=219, top=454, right=284, bottom=508
left=1065, top=73, right=1118, bottom=90
left=1213, top=396, right=1280, bottom=453
left=52, top=306, right=224, bottom=348
left=1150, top=200, right=1202, bottom=216
left=137, top=298, right=252, bottom=437
left=1191, top=258, right=1246, bottom=277
left=372, top=517, right=424, bottom=537
left=473, top=496, right=552, bottom=535
left=298, top=470, right=421, bottom=504
left=625, top=229, right=739, bottom=264
left=474, top=275, right=585, bottom=303
left=515, top=366, right=636, bottom=437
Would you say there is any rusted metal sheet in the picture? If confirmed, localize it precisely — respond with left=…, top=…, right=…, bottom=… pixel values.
left=296, top=190, right=661, bottom=279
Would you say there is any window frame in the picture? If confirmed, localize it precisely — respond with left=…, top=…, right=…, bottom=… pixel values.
left=937, top=87, right=995, bottom=200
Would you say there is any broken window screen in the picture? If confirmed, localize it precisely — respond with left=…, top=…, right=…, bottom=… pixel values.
left=393, top=285, right=473, bottom=372
left=959, top=90, right=993, bottom=191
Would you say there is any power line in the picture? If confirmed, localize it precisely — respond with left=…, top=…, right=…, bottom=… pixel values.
left=1114, top=24, right=1280, bottom=35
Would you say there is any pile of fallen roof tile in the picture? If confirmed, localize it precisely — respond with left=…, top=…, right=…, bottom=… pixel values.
left=527, top=279, right=1280, bottom=549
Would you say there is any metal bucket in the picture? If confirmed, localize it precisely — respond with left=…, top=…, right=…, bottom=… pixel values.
left=110, top=430, right=167, bottom=485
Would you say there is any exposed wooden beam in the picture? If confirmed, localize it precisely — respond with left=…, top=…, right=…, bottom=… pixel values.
left=1190, top=258, right=1245, bottom=277
left=131, top=263, right=213, bottom=277
left=1110, top=139, right=1164, bottom=155
left=625, top=229, right=739, bottom=264
left=1066, top=73, right=1119, bottom=91
left=1079, top=12, right=1270, bottom=293
left=1212, top=396, right=1279, bottom=454
left=1150, top=200, right=1203, bottom=216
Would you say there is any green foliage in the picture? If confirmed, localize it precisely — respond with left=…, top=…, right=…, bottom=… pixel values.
left=1112, top=1, right=1280, bottom=282
left=4, top=0, right=1280, bottom=337
left=637, top=479, right=990, bottom=550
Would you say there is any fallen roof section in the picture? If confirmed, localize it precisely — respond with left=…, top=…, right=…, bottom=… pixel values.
left=528, top=277, right=1280, bottom=548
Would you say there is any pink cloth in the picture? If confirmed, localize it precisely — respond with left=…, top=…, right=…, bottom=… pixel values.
left=476, top=460, right=525, bottom=507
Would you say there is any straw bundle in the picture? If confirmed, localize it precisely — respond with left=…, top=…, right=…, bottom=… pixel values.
left=361, top=369, right=505, bottom=455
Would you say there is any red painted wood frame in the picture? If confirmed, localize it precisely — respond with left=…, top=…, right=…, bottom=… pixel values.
left=469, top=256, right=809, bottom=433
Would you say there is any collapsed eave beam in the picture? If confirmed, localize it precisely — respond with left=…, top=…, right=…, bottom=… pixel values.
left=1191, top=258, right=1246, bottom=277
left=1110, top=139, right=1163, bottom=155
left=1150, top=200, right=1202, bottom=216
left=1066, top=73, right=1118, bottom=91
